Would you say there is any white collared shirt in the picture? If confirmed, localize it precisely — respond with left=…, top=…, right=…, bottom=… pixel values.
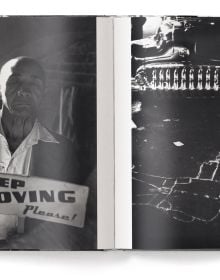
left=0, top=120, right=59, bottom=240
left=0, top=120, right=59, bottom=176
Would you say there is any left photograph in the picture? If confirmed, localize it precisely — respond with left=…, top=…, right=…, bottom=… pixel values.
left=0, top=16, right=97, bottom=250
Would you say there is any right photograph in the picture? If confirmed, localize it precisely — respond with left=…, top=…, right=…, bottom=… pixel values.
left=132, top=16, right=220, bottom=249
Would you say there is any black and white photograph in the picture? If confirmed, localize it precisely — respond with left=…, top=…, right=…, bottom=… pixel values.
left=132, top=16, right=220, bottom=249
left=0, top=16, right=97, bottom=250
left=2, top=2, right=220, bottom=280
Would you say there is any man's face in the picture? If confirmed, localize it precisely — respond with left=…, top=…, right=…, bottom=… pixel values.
left=0, top=58, right=45, bottom=118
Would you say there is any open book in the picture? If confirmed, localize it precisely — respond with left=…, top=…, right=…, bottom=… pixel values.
left=0, top=15, right=219, bottom=250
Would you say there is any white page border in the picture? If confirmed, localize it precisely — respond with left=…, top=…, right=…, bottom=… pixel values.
left=114, top=17, right=132, bottom=249
left=97, top=17, right=115, bottom=249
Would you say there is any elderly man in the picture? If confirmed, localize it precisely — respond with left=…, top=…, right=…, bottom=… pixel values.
left=0, top=56, right=79, bottom=180
left=0, top=56, right=85, bottom=249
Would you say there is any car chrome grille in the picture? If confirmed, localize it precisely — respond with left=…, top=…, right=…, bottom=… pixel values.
left=135, top=64, right=220, bottom=92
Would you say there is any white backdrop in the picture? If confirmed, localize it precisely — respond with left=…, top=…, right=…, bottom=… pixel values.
left=1, top=1, right=220, bottom=280
left=1, top=251, right=220, bottom=280
left=1, top=0, right=219, bottom=15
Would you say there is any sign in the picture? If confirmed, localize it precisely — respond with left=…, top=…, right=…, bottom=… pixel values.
left=0, top=174, right=89, bottom=228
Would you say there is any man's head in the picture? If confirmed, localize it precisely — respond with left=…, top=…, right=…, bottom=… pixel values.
left=0, top=57, right=46, bottom=118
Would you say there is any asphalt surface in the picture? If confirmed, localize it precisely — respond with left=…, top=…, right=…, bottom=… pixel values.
left=132, top=89, right=220, bottom=249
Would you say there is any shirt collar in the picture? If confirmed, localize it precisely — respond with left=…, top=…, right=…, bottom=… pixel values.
left=32, top=121, right=59, bottom=144
left=0, top=119, right=59, bottom=157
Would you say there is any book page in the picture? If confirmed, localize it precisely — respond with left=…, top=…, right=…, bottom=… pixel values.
left=97, top=17, right=133, bottom=250
left=97, top=17, right=115, bottom=249
left=114, top=17, right=132, bottom=249
left=132, top=16, right=220, bottom=249
left=0, top=16, right=97, bottom=250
